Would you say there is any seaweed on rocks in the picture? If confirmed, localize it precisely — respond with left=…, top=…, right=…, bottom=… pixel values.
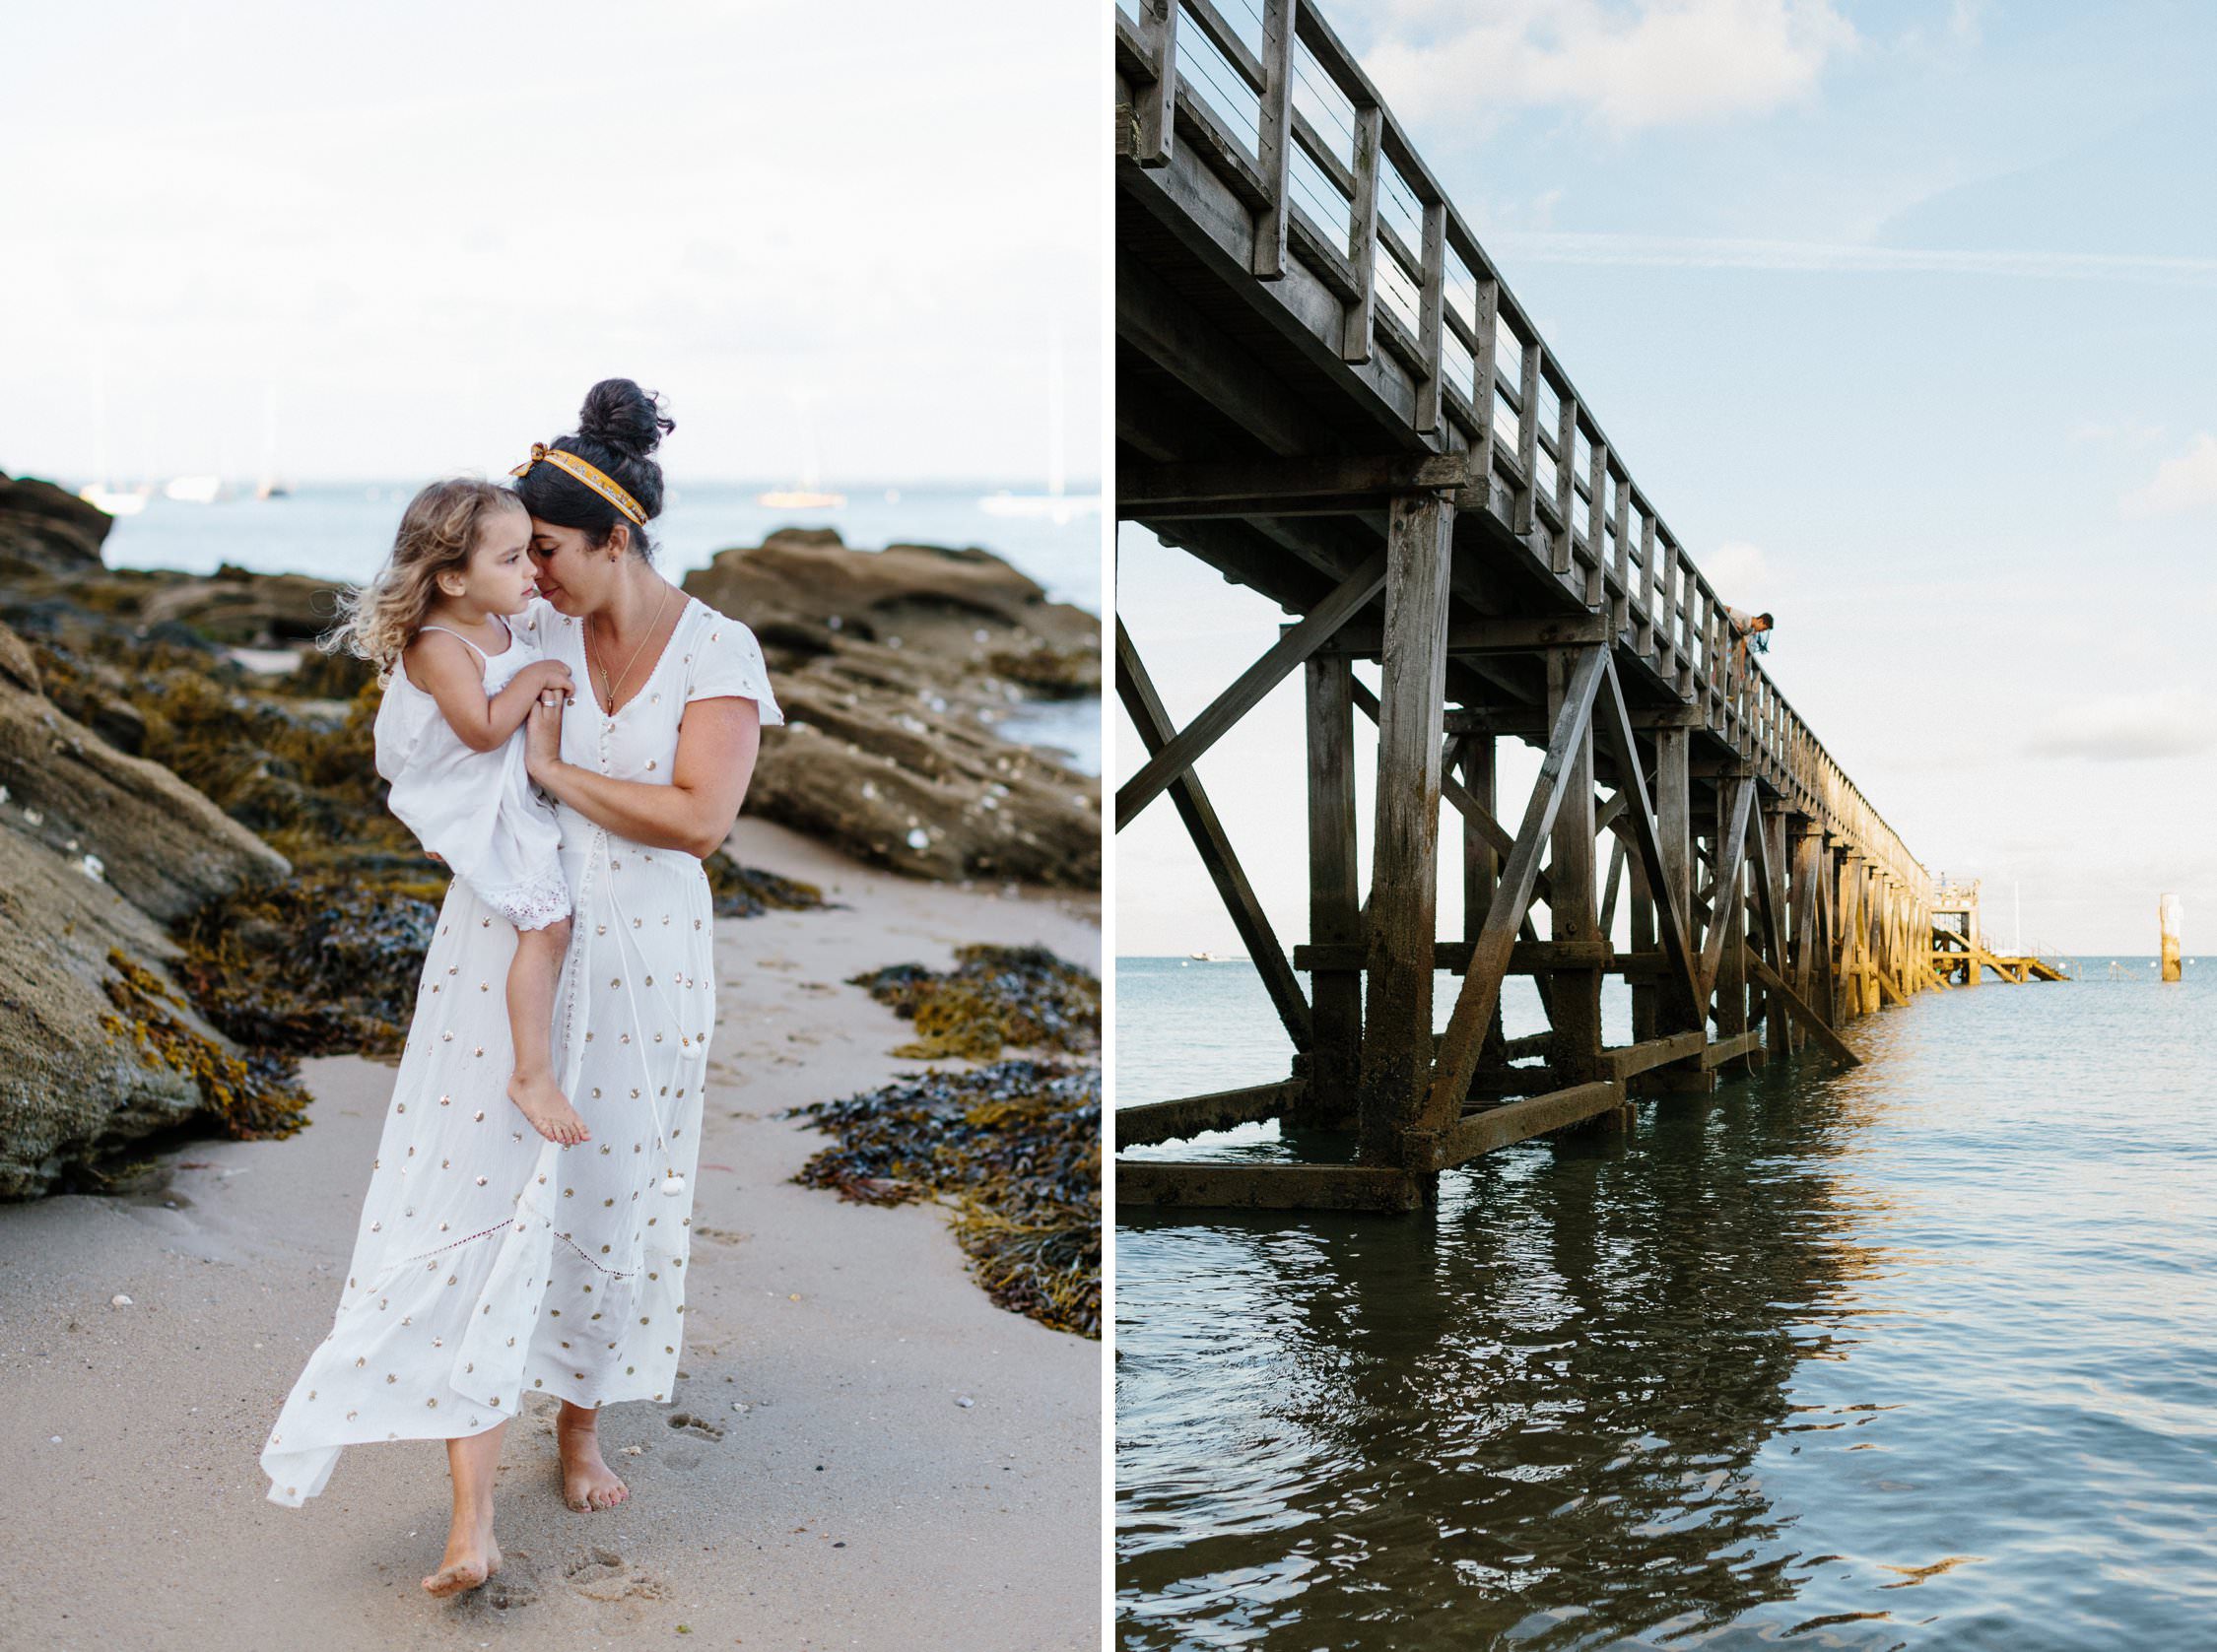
left=100, top=950, right=309, bottom=1139
left=786, top=1060, right=1101, bottom=1338
left=848, top=943, right=1101, bottom=1060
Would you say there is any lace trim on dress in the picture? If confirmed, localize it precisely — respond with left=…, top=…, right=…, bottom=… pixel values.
left=477, top=870, right=572, bottom=932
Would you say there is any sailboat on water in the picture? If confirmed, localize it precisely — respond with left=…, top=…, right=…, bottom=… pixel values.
left=979, top=328, right=1102, bottom=525
left=757, top=398, right=842, bottom=509
left=77, top=341, right=149, bottom=516
left=256, top=382, right=290, bottom=498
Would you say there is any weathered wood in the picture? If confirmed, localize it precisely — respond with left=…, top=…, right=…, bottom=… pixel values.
left=1592, top=660, right=1703, bottom=1028
left=1604, top=1030, right=1706, bottom=1082
left=1546, top=649, right=1604, bottom=1087
left=1114, top=1081, right=1304, bottom=1148
left=1114, top=1159, right=1425, bottom=1213
left=1699, top=777, right=1756, bottom=1001
left=1340, top=102, right=1382, bottom=362
left=1422, top=645, right=1607, bottom=1132
left=1357, top=493, right=1456, bottom=1166
left=1431, top=1080, right=1627, bottom=1169
left=1302, top=655, right=1362, bottom=1127
left=1131, top=0, right=1178, bottom=166
left=1748, top=958, right=1861, bottom=1067
left=1702, top=1028, right=1763, bottom=1070
left=1251, top=0, right=1297, bottom=280
left=1120, top=453, right=1465, bottom=512
left=1116, top=548, right=1387, bottom=830
left=1316, top=613, right=1612, bottom=655
left=1117, top=620, right=1313, bottom=1050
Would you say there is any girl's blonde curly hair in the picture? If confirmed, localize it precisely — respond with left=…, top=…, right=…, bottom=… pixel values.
left=322, top=478, right=526, bottom=680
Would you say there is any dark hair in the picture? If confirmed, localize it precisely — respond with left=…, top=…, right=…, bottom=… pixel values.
left=513, top=378, right=675, bottom=558
left=1755, top=612, right=1773, bottom=627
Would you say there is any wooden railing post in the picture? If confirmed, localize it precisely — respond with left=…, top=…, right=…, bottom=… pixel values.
left=1414, top=199, right=1445, bottom=433
left=1340, top=104, right=1382, bottom=362
left=1251, top=0, right=1297, bottom=279
left=1134, top=0, right=1179, bottom=166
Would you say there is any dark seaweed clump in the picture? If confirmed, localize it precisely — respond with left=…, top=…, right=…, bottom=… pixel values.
left=703, top=849, right=827, bottom=918
left=849, top=943, right=1100, bottom=1060
left=786, top=1059, right=1101, bottom=1338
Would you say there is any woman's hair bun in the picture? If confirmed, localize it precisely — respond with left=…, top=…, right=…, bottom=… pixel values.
left=577, top=378, right=675, bottom=458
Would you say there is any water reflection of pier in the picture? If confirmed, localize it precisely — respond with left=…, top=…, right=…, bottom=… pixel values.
left=1114, top=0, right=1933, bottom=1211
left=1117, top=1070, right=1906, bottom=1647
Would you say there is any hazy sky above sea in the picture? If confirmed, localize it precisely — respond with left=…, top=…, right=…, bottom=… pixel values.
left=0, top=0, right=1099, bottom=489
left=1118, top=0, right=2217, bottom=957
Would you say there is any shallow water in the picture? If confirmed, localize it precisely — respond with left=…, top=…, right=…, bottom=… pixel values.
left=1115, top=958, right=2217, bottom=1649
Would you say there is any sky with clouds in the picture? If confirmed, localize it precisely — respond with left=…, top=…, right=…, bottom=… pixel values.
left=1118, top=0, right=2217, bottom=957
left=0, top=1, right=1099, bottom=488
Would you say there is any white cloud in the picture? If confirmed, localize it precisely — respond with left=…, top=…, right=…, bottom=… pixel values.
left=1485, top=232, right=2217, bottom=288
left=2026, top=690, right=2217, bottom=761
left=2121, top=433, right=2217, bottom=519
left=1365, top=0, right=1857, bottom=133
left=1701, top=540, right=1773, bottom=605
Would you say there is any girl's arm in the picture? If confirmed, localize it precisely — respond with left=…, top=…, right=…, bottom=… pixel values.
left=524, top=694, right=764, bottom=859
left=404, top=633, right=572, bottom=754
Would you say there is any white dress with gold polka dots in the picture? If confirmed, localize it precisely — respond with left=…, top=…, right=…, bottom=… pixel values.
left=261, top=596, right=782, bottom=1506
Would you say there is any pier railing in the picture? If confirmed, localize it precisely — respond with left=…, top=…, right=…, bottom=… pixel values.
left=1114, top=0, right=1925, bottom=898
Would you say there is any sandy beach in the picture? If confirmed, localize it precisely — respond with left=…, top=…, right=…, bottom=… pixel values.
left=0, top=818, right=1101, bottom=1650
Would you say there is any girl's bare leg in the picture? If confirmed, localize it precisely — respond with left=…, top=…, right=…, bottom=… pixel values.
left=504, top=917, right=587, bottom=1144
left=556, top=1400, right=631, bottom=1511
left=424, top=1420, right=508, bottom=1596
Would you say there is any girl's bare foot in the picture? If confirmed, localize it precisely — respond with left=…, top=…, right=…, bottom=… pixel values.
left=423, top=1508, right=504, bottom=1597
left=557, top=1406, right=631, bottom=1511
left=508, top=1072, right=588, bottom=1145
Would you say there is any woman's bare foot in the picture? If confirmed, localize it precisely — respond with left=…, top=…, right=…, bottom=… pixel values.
left=422, top=1508, right=504, bottom=1597
left=508, top=1071, right=589, bottom=1145
left=557, top=1406, right=631, bottom=1511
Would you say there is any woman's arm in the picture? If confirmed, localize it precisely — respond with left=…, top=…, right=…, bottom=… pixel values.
left=525, top=694, right=764, bottom=859
left=406, top=633, right=571, bottom=754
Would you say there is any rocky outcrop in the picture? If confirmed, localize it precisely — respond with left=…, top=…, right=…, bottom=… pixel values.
left=0, top=617, right=296, bottom=1198
left=0, top=472, right=110, bottom=578
left=683, top=530, right=1101, bottom=888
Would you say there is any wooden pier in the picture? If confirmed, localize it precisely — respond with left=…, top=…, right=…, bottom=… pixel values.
left=1112, top=0, right=1936, bottom=1213
left=1930, top=880, right=2067, bottom=984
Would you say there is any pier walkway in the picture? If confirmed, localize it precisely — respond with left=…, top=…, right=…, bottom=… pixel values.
left=1113, top=0, right=1938, bottom=1212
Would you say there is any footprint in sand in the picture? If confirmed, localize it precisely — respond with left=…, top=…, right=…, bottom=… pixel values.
left=482, top=1558, right=542, bottom=1611
left=665, top=1411, right=726, bottom=1440
left=692, top=1225, right=751, bottom=1245
left=564, top=1547, right=667, bottom=1604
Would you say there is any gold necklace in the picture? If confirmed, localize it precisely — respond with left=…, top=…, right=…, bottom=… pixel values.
left=589, top=581, right=673, bottom=712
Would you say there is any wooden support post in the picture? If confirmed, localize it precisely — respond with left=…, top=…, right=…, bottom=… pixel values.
left=2161, top=892, right=2183, bottom=983
left=1301, top=654, right=1361, bottom=1127
left=1546, top=648, right=1604, bottom=1090
left=1357, top=493, right=1455, bottom=1168
left=1647, top=724, right=1707, bottom=1092
left=1459, top=733, right=1506, bottom=1072
left=1789, top=822, right=1823, bottom=1052
left=1713, top=783, right=1748, bottom=1064
left=1762, top=806, right=1791, bottom=1063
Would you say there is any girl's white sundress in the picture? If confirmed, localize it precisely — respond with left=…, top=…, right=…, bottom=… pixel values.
left=262, top=595, right=782, bottom=1506
left=370, top=612, right=570, bottom=933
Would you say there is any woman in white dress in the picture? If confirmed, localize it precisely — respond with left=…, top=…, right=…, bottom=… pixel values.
left=259, top=381, right=782, bottom=1599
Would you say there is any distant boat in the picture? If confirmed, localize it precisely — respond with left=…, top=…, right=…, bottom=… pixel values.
left=255, top=381, right=290, bottom=498
left=757, top=487, right=844, bottom=509
left=78, top=483, right=149, bottom=517
left=164, top=474, right=226, bottom=503
left=1187, top=950, right=1241, bottom=962
left=256, top=479, right=291, bottom=499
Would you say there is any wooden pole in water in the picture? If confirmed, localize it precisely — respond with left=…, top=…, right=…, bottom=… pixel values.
left=2160, top=892, right=2183, bottom=983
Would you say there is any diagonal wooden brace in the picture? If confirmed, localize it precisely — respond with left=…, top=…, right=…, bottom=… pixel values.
left=1419, top=644, right=1608, bottom=1132
left=1117, top=548, right=1388, bottom=831
left=1117, top=619, right=1314, bottom=1049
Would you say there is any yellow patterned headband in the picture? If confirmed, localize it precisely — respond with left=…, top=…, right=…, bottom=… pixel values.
left=509, top=442, right=646, bottom=526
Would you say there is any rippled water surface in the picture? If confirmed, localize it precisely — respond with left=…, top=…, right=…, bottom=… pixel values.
left=1115, top=958, right=2217, bottom=1649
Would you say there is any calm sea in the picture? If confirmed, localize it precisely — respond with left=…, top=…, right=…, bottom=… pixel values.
left=1115, top=956, right=2217, bottom=1649
left=94, top=482, right=1102, bottom=773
